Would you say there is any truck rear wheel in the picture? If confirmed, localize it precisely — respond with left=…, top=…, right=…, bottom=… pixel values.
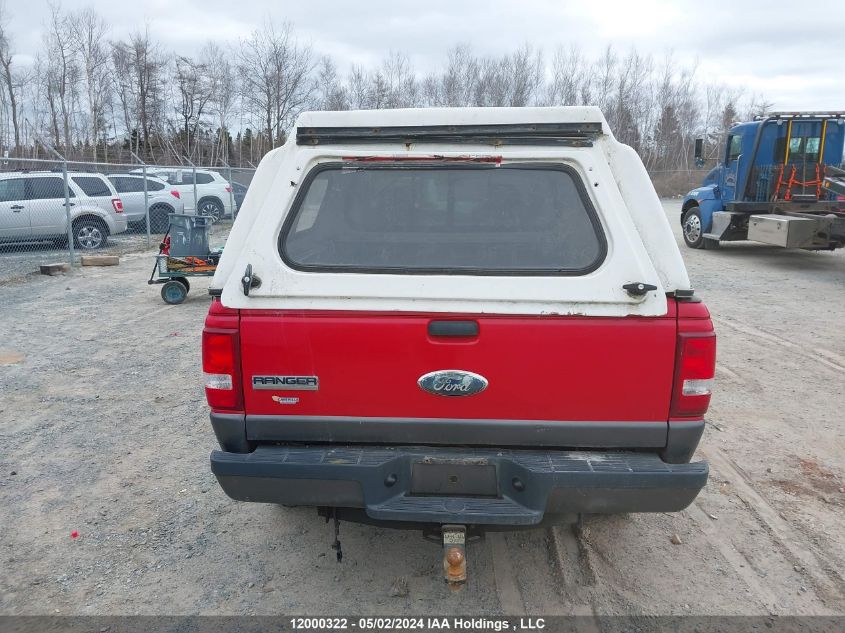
left=682, top=207, right=706, bottom=249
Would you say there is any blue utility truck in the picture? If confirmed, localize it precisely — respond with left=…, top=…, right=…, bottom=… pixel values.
left=681, top=112, right=845, bottom=250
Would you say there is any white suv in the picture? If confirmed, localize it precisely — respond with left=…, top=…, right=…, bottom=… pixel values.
left=0, top=172, right=127, bottom=249
left=143, top=168, right=234, bottom=222
left=106, top=173, right=185, bottom=232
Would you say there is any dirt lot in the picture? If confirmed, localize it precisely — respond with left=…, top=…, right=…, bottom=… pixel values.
left=0, top=232, right=154, bottom=286
left=0, top=222, right=232, bottom=286
left=0, top=200, right=843, bottom=616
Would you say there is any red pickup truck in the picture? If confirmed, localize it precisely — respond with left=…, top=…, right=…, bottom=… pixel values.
left=203, top=107, right=715, bottom=581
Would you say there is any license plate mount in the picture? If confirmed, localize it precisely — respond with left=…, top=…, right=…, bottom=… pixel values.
left=410, top=461, right=499, bottom=497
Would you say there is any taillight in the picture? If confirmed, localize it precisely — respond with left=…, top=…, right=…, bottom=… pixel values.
left=225, top=185, right=232, bottom=193
left=202, top=329, right=242, bottom=411
left=112, top=198, right=124, bottom=213
left=171, top=190, right=181, bottom=199
left=670, top=331, right=716, bottom=417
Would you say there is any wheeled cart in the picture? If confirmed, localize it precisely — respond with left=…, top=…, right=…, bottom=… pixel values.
left=147, top=214, right=221, bottom=304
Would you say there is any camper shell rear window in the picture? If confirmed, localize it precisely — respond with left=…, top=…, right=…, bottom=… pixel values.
left=279, top=162, right=606, bottom=276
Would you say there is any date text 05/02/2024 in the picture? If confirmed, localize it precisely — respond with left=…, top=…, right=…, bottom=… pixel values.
left=289, top=617, right=547, bottom=631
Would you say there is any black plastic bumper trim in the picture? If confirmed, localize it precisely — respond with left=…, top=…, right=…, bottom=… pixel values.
left=244, top=415, right=668, bottom=449
left=210, top=412, right=250, bottom=453
left=211, top=445, right=708, bottom=525
left=213, top=414, right=706, bottom=464
left=662, top=419, right=706, bottom=464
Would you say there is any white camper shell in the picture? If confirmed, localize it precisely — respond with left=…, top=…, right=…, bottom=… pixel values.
left=212, top=107, right=691, bottom=317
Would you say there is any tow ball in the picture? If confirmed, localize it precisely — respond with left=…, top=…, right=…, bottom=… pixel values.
left=441, top=525, right=467, bottom=590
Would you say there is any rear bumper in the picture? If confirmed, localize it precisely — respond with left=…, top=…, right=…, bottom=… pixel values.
left=210, top=445, right=708, bottom=526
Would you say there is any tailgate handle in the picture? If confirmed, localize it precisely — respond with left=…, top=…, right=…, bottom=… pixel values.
left=428, top=320, right=479, bottom=337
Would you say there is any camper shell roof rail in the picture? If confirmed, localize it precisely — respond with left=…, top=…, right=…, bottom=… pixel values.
left=295, top=122, right=604, bottom=147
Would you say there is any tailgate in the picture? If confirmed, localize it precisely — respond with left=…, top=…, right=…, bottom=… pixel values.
left=239, top=310, right=676, bottom=422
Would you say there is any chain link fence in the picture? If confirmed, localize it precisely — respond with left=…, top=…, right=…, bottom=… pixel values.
left=0, top=155, right=255, bottom=284
left=1, top=155, right=706, bottom=284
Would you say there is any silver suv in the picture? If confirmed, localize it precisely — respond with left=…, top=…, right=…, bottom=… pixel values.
left=0, top=172, right=127, bottom=249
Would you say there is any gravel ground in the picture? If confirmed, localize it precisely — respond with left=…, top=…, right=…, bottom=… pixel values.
left=0, top=222, right=232, bottom=286
left=0, top=200, right=843, bottom=616
left=0, top=232, right=153, bottom=285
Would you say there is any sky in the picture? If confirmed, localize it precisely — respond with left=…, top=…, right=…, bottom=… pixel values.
left=5, top=0, right=845, bottom=110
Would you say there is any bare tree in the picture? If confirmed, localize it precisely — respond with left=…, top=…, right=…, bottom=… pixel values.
left=66, top=8, right=109, bottom=160
left=646, top=53, right=700, bottom=170
left=420, top=72, right=441, bottom=106
left=475, top=56, right=508, bottom=106
left=108, top=27, right=165, bottom=159
left=202, top=42, right=237, bottom=162
left=68, top=7, right=109, bottom=159
left=744, top=94, right=774, bottom=120
left=608, top=49, right=653, bottom=153
left=592, top=45, right=617, bottom=116
left=441, top=44, right=479, bottom=107
left=0, top=6, right=773, bottom=175
left=381, top=51, right=417, bottom=108
left=506, top=44, right=542, bottom=107
left=44, top=3, right=78, bottom=152
left=109, top=41, right=135, bottom=149
left=238, top=20, right=314, bottom=148
left=367, top=71, right=389, bottom=109
left=699, top=83, right=743, bottom=163
left=172, top=54, right=213, bottom=158
left=0, top=0, right=25, bottom=151
left=131, top=28, right=164, bottom=158
left=316, top=56, right=347, bottom=110
left=546, top=45, right=587, bottom=106
left=346, top=65, right=368, bottom=110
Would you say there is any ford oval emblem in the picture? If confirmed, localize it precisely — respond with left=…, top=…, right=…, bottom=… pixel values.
left=418, top=370, right=488, bottom=397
